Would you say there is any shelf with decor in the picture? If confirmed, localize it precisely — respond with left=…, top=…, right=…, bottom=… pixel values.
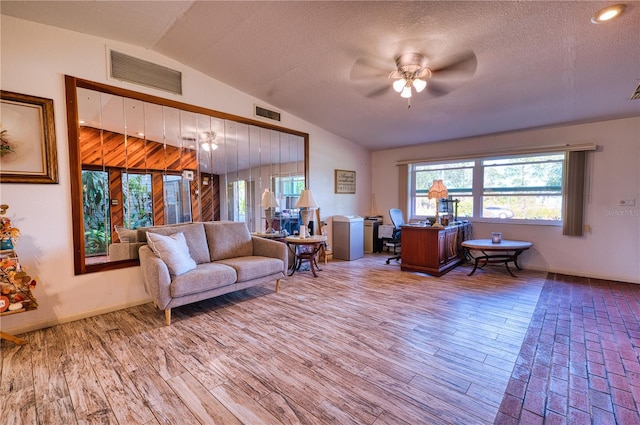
left=0, top=204, right=38, bottom=345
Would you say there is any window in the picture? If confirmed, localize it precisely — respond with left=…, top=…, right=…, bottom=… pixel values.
left=82, top=170, right=110, bottom=256
left=274, top=175, right=305, bottom=204
left=483, top=155, right=563, bottom=220
left=412, top=161, right=474, bottom=218
left=164, top=174, right=192, bottom=225
left=409, top=153, right=564, bottom=223
left=122, top=173, right=153, bottom=228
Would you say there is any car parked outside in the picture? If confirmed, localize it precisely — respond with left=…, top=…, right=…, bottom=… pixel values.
left=483, top=206, right=514, bottom=219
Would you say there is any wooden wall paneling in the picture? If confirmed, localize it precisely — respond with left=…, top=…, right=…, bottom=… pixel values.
left=212, top=174, right=220, bottom=221
left=200, top=174, right=213, bottom=222
left=80, top=127, right=195, bottom=172
left=80, top=127, right=125, bottom=168
left=152, top=172, right=165, bottom=226
left=109, top=169, right=123, bottom=241
left=125, top=137, right=148, bottom=170
left=181, top=150, right=197, bottom=170
left=190, top=178, right=200, bottom=223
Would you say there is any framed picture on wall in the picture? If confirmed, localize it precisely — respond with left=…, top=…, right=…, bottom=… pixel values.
left=0, top=90, right=58, bottom=184
left=335, top=169, right=356, bottom=194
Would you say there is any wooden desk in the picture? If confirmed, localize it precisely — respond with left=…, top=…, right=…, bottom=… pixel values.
left=285, top=235, right=327, bottom=278
left=461, top=239, right=533, bottom=277
left=400, top=223, right=470, bottom=276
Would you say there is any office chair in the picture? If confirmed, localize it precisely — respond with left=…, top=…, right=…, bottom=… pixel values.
left=386, top=208, right=405, bottom=264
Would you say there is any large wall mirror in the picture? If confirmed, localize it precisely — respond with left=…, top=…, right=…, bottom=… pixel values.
left=65, top=76, right=308, bottom=275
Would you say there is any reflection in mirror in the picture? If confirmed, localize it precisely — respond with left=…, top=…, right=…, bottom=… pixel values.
left=67, top=76, right=308, bottom=274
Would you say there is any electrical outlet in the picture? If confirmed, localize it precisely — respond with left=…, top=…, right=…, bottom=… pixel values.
left=619, top=199, right=636, bottom=206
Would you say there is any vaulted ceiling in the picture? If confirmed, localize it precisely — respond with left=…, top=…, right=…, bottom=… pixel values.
left=2, top=1, right=639, bottom=150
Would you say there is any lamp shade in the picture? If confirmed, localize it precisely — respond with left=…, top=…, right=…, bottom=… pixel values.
left=412, top=78, right=427, bottom=93
left=427, top=179, right=448, bottom=199
left=295, top=189, right=318, bottom=209
left=400, top=86, right=412, bottom=98
left=261, top=189, right=279, bottom=208
left=392, top=78, right=406, bottom=93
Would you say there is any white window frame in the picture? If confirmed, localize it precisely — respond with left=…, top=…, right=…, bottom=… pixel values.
left=409, top=153, right=564, bottom=225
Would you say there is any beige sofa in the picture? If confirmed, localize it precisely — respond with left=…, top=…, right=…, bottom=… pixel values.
left=139, top=221, right=287, bottom=325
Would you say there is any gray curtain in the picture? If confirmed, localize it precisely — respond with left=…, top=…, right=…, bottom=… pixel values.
left=397, top=164, right=408, bottom=214
left=562, top=151, right=587, bottom=236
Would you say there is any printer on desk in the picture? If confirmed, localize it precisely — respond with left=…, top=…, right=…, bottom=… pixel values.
left=364, top=216, right=383, bottom=253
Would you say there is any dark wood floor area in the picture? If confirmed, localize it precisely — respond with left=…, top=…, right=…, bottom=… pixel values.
left=1, top=254, right=638, bottom=424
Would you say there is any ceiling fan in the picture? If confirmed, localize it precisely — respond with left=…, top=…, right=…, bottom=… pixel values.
left=351, top=50, right=478, bottom=108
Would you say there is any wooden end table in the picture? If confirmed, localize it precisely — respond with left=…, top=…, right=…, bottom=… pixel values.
left=285, top=235, right=327, bottom=278
left=461, top=239, right=533, bottom=277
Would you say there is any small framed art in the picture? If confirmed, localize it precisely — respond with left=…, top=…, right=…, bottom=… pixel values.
left=335, top=169, right=356, bottom=194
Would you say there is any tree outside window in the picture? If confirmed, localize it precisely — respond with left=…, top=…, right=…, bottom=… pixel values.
left=82, top=170, right=110, bottom=256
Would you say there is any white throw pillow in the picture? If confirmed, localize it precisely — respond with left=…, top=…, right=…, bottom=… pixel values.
left=146, top=231, right=196, bottom=276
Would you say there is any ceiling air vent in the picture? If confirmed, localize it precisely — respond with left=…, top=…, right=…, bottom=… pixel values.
left=631, top=82, right=640, bottom=100
left=254, top=105, right=281, bottom=122
left=110, top=50, right=182, bottom=95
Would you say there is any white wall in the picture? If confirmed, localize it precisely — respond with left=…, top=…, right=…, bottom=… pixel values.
left=372, top=117, right=640, bottom=283
left=0, top=16, right=371, bottom=334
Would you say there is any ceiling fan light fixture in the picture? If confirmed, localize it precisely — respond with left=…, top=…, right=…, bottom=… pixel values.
left=393, top=78, right=407, bottom=93
left=413, top=78, right=427, bottom=93
left=591, top=4, right=626, bottom=23
left=400, top=86, right=412, bottom=98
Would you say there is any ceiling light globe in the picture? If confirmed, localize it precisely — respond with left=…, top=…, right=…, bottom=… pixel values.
left=591, top=4, right=625, bottom=23
left=393, top=79, right=406, bottom=93
left=413, top=78, right=427, bottom=93
left=401, top=86, right=412, bottom=98
left=201, top=142, right=210, bottom=152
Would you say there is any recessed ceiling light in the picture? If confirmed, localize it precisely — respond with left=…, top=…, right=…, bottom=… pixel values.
left=591, top=4, right=626, bottom=24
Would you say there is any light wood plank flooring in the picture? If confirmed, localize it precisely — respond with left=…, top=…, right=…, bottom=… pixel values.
left=1, top=254, right=548, bottom=424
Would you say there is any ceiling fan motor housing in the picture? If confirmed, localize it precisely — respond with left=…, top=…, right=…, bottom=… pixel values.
left=391, top=53, right=431, bottom=80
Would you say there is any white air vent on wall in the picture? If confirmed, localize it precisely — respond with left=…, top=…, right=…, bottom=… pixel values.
left=109, top=50, right=182, bottom=95
left=254, top=104, right=281, bottom=122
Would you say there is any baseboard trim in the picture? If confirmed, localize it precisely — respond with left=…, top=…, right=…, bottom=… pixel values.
left=525, top=265, right=639, bottom=285
left=3, top=297, right=152, bottom=336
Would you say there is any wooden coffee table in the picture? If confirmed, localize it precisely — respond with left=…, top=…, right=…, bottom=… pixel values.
left=285, top=235, right=327, bottom=278
left=461, top=239, right=533, bottom=277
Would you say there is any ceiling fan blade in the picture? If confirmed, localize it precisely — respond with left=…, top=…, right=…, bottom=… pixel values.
left=367, top=85, right=392, bottom=98
left=426, top=81, right=451, bottom=97
left=429, top=51, right=477, bottom=79
left=350, top=57, right=393, bottom=81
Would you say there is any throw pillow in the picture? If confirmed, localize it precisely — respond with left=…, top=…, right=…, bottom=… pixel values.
left=146, top=231, right=196, bottom=276
left=114, top=225, right=137, bottom=243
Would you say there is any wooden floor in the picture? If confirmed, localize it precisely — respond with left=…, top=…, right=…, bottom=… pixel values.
left=0, top=253, right=574, bottom=424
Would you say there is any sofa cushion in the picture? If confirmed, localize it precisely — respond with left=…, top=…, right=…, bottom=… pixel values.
left=170, top=262, right=237, bottom=297
left=217, top=256, right=284, bottom=282
left=204, top=222, right=253, bottom=261
left=145, top=223, right=210, bottom=264
left=146, top=231, right=197, bottom=277
left=114, top=225, right=138, bottom=243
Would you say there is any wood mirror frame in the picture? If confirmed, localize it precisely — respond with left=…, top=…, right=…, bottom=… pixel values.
left=65, top=75, right=309, bottom=275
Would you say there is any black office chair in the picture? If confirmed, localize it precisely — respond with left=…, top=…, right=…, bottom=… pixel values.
left=386, top=208, right=405, bottom=264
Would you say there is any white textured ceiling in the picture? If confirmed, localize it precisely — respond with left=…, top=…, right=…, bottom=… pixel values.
left=2, top=1, right=639, bottom=150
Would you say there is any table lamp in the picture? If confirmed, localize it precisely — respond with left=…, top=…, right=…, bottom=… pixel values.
left=295, top=188, right=318, bottom=238
left=261, top=189, right=279, bottom=233
left=428, top=179, right=448, bottom=228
